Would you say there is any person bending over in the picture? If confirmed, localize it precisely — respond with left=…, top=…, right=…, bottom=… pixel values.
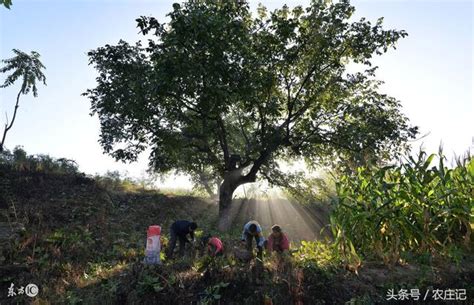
left=166, top=220, right=197, bottom=258
left=241, top=220, right=265, bottom=259
left=266, top=224, right=290, bottom=253
left=201, top=235, right=224, bottom=257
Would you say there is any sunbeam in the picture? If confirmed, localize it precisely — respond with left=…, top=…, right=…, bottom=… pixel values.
left=231, top=192, right=330, bottom=244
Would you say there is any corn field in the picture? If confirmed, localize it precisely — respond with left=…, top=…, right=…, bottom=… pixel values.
left=331, top=149, right=474, bottom=265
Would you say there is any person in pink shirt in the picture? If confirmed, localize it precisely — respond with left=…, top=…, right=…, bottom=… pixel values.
left=201, top=235, right=224, bottom=257
left=266, top=225, right=290, bottom=253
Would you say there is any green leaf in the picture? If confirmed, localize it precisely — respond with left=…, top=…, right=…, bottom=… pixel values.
left=423, top=153, right=436, bottom=171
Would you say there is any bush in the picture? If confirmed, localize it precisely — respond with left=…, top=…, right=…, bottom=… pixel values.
left=94, top=170, right=136, bottom=191
left=0, top=146, right=79, bottom=174
left=293, top=240, right=344, bottom=271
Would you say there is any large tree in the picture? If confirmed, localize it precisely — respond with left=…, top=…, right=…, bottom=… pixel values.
left=84, top=0, right=418, bottom=230
left=0, top=49, right=46, bottom=152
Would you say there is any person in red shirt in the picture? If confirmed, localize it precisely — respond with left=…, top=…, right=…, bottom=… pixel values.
left=266, top=225, right=290, bottom=253
left=201, top=235, right=224, bottom=257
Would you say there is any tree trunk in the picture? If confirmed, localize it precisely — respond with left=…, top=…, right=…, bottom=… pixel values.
left=217, top=151, right=268, bottom=231
left=217, top=177, right=237, bottom=231
left=1, top=91, right=22, bottom=152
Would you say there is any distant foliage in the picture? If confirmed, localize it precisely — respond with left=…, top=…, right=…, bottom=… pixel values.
left=93, top=170, right=165, bottom=193
left=94, top=170, right=136, bottom=192
left=331, top=149, right=474, bottom=265
left=0, top=146, right=79, bottom=174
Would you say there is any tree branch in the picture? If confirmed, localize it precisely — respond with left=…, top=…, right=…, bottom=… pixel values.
left=166, top=92, right=210, bottom=117
left=216, top=116, right=230, bottom=169
left=233, top=107, right=251, bottom=149
left=287, top=46, right=349, bottom=126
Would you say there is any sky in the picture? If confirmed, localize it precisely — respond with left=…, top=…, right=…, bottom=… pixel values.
left=0, top=0, right=472, bottom=188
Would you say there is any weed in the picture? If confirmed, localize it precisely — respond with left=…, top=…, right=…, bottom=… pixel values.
left=199, top=281, right=229, bottom=305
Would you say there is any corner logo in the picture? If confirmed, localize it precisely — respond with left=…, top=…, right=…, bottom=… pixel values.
left=25, top=284, right=39, bottom=297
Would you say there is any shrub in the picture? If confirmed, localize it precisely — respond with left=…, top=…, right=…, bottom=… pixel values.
left=0, top=146, right=79, bottom=174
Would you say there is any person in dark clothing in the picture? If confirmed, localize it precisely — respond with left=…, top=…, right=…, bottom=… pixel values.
left=166, top=220, right=198, bottom=258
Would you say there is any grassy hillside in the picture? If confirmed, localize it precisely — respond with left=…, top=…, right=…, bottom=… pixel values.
left=1, top=164, right=473, bottom=304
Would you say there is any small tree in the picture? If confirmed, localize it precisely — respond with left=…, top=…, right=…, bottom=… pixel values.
left=84, top=1, right=418, bottom=230
left=0, top=49, right=46, bottom=152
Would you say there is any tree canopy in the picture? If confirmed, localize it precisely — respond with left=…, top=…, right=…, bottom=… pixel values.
left=84, top=0, right=418, bottom=228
